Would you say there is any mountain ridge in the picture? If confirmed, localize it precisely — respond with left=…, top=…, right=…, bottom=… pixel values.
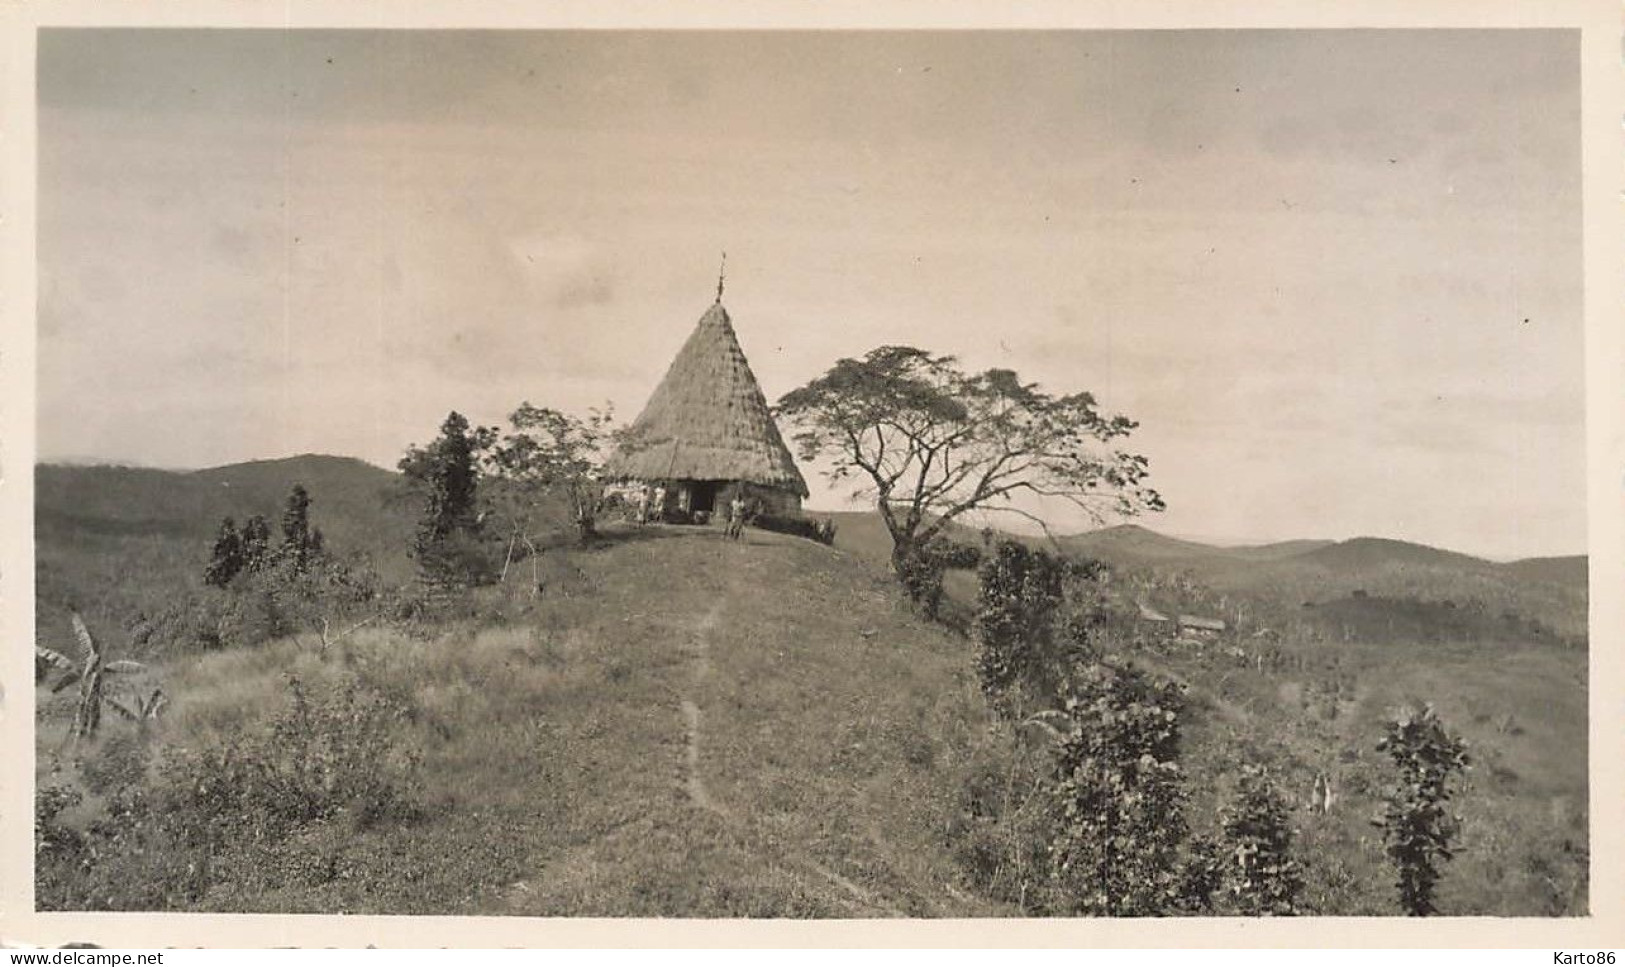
left=1062, top=522, right=1586, bottom=587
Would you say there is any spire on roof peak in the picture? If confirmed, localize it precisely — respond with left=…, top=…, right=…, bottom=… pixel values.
left=715, top=251, right=726, bottom=304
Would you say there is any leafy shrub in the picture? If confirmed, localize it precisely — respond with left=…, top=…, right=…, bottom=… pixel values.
left=895, top=544, right=948, bottom=619
left=1045, top=664, right=1196, bottom=916
left=191, top=483, right=378, bottom=652
left=930, top=538, right=982, bottom=570
left=961, top=545, right=1220, bottom=915
left=35, top=777, right=85, bottom=880
left=37, top=675, right=425, bottom=911
left=184, top=552, right=377, bottom=652
left=412, top=530, right=499, bottom=591
left=194, top=676, right=420, bottom=832
left=753, top=513, right=837, bottom=545
left=974, top=543, right=1123, bottom=710
left=1055, top=559, right=1127, bottom=658
left=1373, top=704, right=1470, bottom=915
left=975, top=542, right=1069, bottom=708
left=1220, top=765, right=1305, bottom=915
left=80, top=730, right=153, bottom=797
left=1178, top=834, right=1225, bottom=914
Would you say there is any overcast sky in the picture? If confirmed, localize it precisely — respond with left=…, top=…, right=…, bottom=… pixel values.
left=37, top=29, right=1584, bottom=558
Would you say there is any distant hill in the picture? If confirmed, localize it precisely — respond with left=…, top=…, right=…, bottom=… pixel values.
left=1213, top=538, right=1340, bottom=561
left=821, top=510, right=898, bottom=568
left=1060, top=523, right=1336, bottom=565
left=38, top=455, right=399, bottom=536
left=1064, top=524, right=1586, bottom=589
left=1297, top=536, right=1500, bottom=575
left=35, top=456, right=417, bottom=651
left=1057, top=524, right=1589, bottom=645
left=38, top=461, right=1590, bottom=654
left=190, top=453, right=397, bottom=491
left=1060, top=523, right=1224, bottom=563
left=819, top=512, right=1587, bottom=645
left=1505, top=555, right=1589, bottom=590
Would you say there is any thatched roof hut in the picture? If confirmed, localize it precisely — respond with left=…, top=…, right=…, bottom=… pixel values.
left=606, top=299, right=809, bottom=517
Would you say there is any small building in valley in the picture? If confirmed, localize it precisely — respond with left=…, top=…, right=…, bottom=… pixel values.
left=1137, top=601, right=1175, bottom=636
left=1177, top=614, right=1227, bottom=637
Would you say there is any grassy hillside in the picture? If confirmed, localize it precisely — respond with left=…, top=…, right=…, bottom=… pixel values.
left=38, top=528, right=1001, bottom=915
left=35, top=466, right=1590, bottom=916
left=1154, top=627, right=1588, bottom=916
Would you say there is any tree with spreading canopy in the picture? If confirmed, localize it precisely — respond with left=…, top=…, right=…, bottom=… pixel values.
left=775, top=346, right=1163, bottom=605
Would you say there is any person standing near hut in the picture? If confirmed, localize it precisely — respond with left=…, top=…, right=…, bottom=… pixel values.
left=726, top=491, right=747, bottom=540
left=635, top=485, right=651, bottom=526
left=652, top=483, right=667, bottom=523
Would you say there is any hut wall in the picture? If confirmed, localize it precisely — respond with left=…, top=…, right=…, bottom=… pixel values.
left=709, top=481, right=802, bottom=519
left=637, top=479, right=802, bottom=522
left=743, top=483, right=802, bottom=518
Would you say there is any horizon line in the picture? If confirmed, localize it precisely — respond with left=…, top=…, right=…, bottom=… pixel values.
left=35, top=451, right=1587, bottom=563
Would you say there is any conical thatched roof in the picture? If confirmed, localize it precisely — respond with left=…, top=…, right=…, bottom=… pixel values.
left=606, top=301, right=809, bottom=496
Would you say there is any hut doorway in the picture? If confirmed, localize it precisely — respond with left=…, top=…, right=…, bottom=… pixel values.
left=689, top=481, right=720, bottom=514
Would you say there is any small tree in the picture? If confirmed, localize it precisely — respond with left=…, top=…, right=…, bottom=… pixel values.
left=1373, top=704, right=1470, bottom=916
left=277, top=484, right=323, bottom=573
left=203, top=517, right=245, bottom=588
left=1046, top=663, right=1191, bottom=916
left=35, top=614, right=147, bottom=741
left=1220, top=765, right=1305, bottom=915
left=240, top=515, right=273, bottom=572
left=777, top=346, right=1162, bottom=606
left=399, top=411, right=497, bottom=586
left=486, top=402, right=617, bottom=553
left=249, top=551, right=379, bottom=654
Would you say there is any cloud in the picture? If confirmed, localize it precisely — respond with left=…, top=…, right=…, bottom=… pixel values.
left=33, top=29, right=1585, bottom=558
left=509, top=231, right=619, bottom=309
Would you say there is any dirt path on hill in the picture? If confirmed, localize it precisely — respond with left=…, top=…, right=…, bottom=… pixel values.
left=503, top=540, right=909, bottom=917
left=674, top=589, right=904, bottom=916
left=678, top=598, right=726, bottom=815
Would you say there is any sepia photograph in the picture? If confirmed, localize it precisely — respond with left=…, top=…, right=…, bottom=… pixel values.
left=11, top=9, right=1619, bottom=941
